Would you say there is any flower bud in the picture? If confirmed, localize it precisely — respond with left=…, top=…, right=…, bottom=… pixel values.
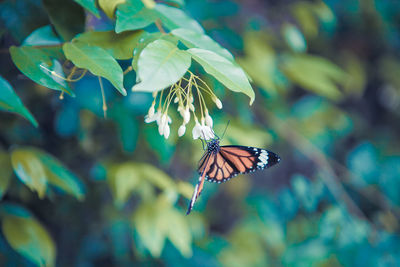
left=215, top=98, right=223, bottom=109
left=148, top=105, right=155, bottom=118
left=178, top=124, right=186, bottom=137
left=174, top=97, right=179, bottom=103
left=183, top=107, right=190, bottom=124
left=164, top=124, right=170, bottom=139
left=205, top=114, right=213, bottom=127
left=158, top=124, right=164, bottom=135
left=189, top=103, right=195, bottom=112
left=160, top=113, right=167, bottom=126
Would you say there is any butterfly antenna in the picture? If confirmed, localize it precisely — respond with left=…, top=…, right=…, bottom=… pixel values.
left=221, top=120, right=230, bottom=140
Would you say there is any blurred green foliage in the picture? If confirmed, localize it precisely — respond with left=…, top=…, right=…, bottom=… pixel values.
left=1, top=0, right=400, bottom=266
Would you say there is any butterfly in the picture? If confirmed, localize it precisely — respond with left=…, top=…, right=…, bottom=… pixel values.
left=186, top=136, right=280, bottom=214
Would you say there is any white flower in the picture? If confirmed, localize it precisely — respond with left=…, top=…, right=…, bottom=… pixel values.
left=214, top=97, right=223, bottom=109
left=163, top=124, right=170, bottom=139
left=178, top=124, right=186, bottom=137
left=158, top=113, right=172, bottom=137
left=148, top=105, right=155, bottom=117
left=205, top=111, right=213, bottom=127
left=145, top=110, right=161, bottom=124
left=192, top=120, right=215, bottom=140
left=183, top=106, right=190, bottom=124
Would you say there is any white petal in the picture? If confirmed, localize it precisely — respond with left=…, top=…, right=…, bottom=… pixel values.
left=148, top=105, right=155, bottom=117
left=164, top=125, right=170, bottom=139
left=183, top=107, right=190, bottom=124
left=178, top=125, right=186, bottom=137
left=205, top=114, right=213, bottom=127
left=192, top=122, right=202, bottom=139
left=215, top=98, right=223, bottom=109
left=158, top=124, right=164, bottom=135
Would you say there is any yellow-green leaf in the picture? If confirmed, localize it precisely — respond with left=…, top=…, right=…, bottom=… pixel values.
left=99, top=0, right=126, bottom=18
left=1, top=204, right=56, bottom=267
left=11, top=149, right=47, bottom=198
left=133, top=201, right=166, bottom=257
left=281, top=54, right=347, bottom=100
left=11, top=147, right=85, bottom=200
left=108, top=163, right=143, bottom=206
left=73, top=30, right=145, bottom=60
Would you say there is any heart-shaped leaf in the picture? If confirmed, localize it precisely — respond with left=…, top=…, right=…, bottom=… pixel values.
left=132, top=39, right=191, bottom=92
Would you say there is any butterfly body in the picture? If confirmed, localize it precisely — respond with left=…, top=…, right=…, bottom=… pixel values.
left=187, top=138, right=280, bottom=214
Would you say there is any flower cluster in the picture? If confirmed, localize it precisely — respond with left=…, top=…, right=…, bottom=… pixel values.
left=144, top=72, right=223, bottom=140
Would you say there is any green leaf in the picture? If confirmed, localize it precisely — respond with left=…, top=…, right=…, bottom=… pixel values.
left=37, top=152, right=86, bottom=200
left=155, top=4, right=204, bottom=33
left=108, top=162, right=179, bottom=206
left=132, top=39, right=191, bottom=92
left=74, top=0, right=100, bottom=18
left=63, top=42, right=127, bottom=95
left=108, top=163, right=143, bottom=207
left=133, top=201, right=166, bottom=257
left=131, top=32, right=162, bottom=71
left=22, top=25, right=61, bottom=46
left=188, top=48, right=255, bottom=104
left=99, top=0, right=126, bottom=18
left=11, top=149, right=47, bottom=198
left=116, top=2, right=203, bottom=34
left=237, top=33, right=282, bottom=96
left=1, top=204, right=55, bottom=267
left=0, top=152, right=12, bottom=199
left=116, top=0, right=158, bottom=33
left=165, top=208, right=192, bottom=257
left=43, top=0, right=85, bottom=41
left=132, top=196, right=192, bottom=258
left=11, top=147, right=85, bottom=200
left=281, top=54, right=346, bottom=100
left=74, top=30, right=145, bottom=60
left=10, top=46, right=74, bottom=96
left=0, top=75, right=38, bottom=127
left=171, top=28, right=233, bottom=61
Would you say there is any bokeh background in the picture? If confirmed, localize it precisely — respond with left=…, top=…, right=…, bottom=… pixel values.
left=1, top=0, right=400, bottom=266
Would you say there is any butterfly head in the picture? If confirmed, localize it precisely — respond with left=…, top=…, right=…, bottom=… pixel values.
left=207, top=138, right=220, bottom=153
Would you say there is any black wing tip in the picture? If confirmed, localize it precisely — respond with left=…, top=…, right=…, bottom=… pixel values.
left=268, top=151, right=281, bottom=167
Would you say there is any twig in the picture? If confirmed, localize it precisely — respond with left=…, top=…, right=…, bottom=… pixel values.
left=155, top=19, right=166, bottom=34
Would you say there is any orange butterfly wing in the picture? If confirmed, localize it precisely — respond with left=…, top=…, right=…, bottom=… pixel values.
left=187, top=145, right=280, bottom=214
left=204, top=146, right=280, bottom=183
